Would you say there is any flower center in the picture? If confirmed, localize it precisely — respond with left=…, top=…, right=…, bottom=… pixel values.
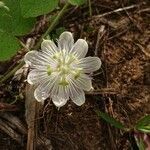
left=54, top=51, right=76, bottom=75
left=47, top=50, right=82, bottom=86
left=59, top=65, right=69, bottom=74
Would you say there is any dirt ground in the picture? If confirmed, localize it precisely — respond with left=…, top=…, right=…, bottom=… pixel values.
left=0, top=0, right=150, bottom=149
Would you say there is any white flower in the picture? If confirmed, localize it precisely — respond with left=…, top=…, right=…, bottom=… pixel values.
left=24, top=32, right=101, bottom=108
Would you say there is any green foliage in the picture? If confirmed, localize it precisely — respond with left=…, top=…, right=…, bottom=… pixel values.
left=0, top=31, right=20, bottom=61
left=0, top=0, right=65, bottom=61
left=0, top=0, right=36, bottom=61
left=135, top=137, right=146, bottom=150
left=50, top=27, right=66, bottom=39
left=20, top=0, right=59, bottom=17
left=69, top=0, right=86, bottom=6
left=3, top=0, right=36, bottom=36
left=135, top=115, right=150, bottom=133
left=0, top=1, right=9, bottom=10
left=0, top=8, right=12, bottom=33
left=95, top=110, right=125, bottom=129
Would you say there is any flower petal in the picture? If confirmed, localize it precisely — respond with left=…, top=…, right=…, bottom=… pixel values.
left=71, top=91, right=85, bottom=106
left=52, top=96, right=68, bottom=108
left=58, top=31, right=74, bottom=52
left=73, top=74, right=92, bottom=91
left=41, top=40, right=59, bottom=56
left=27, top=69, right=48, bottom=84
left=24, top=50, right=38, bottom=66
left=70, top=39, right=88, bottom=58
left=24, top=50, right=57, bottom=69
left=51, top=85, right=69, bottom=107
left=76, top=57, right=101, bottom=73
left=68, top=78, right=85, bottom=106
left=34, top=74, right=58, bottom=102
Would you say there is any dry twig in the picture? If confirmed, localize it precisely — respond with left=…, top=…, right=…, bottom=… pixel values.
left=95, top=25, right=106, bottom=56
left=25, top=84, right=53, bottom=150
left=0, top=112, right=53, bottom=149
left=93, top=4, right=142, bottom=18
left=0, top=118, right=23, bottom=144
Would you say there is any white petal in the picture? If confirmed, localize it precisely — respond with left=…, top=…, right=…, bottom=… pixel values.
left=58, top=31, right=74, bottom=52
left=76, top=57, right=101, bottom=73
left=24, top=50, right=38, bottom=65
left=24, top=50, right=47, bottom=66
left=52, top=85, right=69, bottom=99
left=41, top=40, right=59, bottom=55
left=71, top=91, right=85, bottom=106
left=34, top=74, right=58, bottom=102
left=68, top=78, right=85, bottom=106
left=27, top=69, right=48, bottom=84
left=24, top=50, right=57, bottom=69
left=52, top=96, right=68, bottom=108
left=70, top=39, right=88, bottom=58
left=73, top=74, right=92, bottom=91
left=51, top=85, right=69, bottom=107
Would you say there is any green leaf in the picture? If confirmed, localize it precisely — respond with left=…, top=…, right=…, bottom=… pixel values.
left=0, top=1, right=9, bottom=11
left=0, top=0, right=35, bottom=60
left=50, top=27, right=66, bottom=39
left=3, top=0, right=36, bottom=36
left=20, top=0, right=59, bottom=18
left=135, top=137, right=146, bottom=150
left=138, top=139, right=146, bottom=150
left=69, top=0, right=86, bottom=6
left=95, top=110, right=125, bottom=129
left=137, top=126, right=150, bottom=133
left=136, top=115, right=150, bottom=127
left=0, top=31, right=21, bottom=61
left=135, top=115, right=150, bottom=133
left=0, top=8, right=12, bottom=32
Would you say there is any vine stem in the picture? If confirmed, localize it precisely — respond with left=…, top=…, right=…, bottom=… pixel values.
left=0, top=2, right=70, bottom=84
left=34, top=2, right=70, bottom=49
left=0, top=61, right=25, bottom=83
left=88, top=0, right=92, bottom=17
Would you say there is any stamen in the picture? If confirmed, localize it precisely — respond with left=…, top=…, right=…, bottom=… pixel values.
left=66, top=54, right=76, bottom=65
left=59, top=76, right=68, bottom=86
left=47, top=65, right=52, bottom=76
left=53, top=52, right=60, bottom=59
left=61, top=66, right=69, bottom=74
left=73, top=68, right=82, bottom=79
left=52, top=49, right=81, bottom=81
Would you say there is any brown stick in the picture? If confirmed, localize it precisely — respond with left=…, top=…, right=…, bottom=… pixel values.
left=95, top=25, right=106, bottom=56
left=25, top=85, right=38, bottom=150
left=0, top=113, right=27, bottom=134
left=0, top=118, right=23, bottom=143
left=92, top=4, right=142, bottom=18
left=0, top=112, right=52, bottom=149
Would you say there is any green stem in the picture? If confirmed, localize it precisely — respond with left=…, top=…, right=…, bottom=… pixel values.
left=0, top=2, right=70, bottom=84
left=88, top=0, right=92, bottom=17
left=0, top=61, right=24, bottom=84
left=34, top=2, right=70, bottom=49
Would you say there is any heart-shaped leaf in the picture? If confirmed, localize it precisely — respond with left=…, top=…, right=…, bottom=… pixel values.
left=3, top=0, right=36, bottom=36
left=0, top=31, right=20, bottom=61
left=20, top=0, right=59, bottom=18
